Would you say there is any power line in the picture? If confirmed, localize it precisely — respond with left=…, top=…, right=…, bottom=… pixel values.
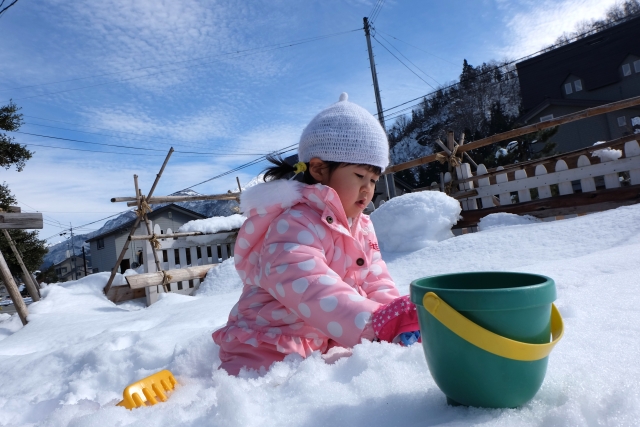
left=369, top=0, right=386, bottom=23
left=42, top=210, right=132, bottom=241
left=374, top=32, right=440, bottom=86
left=376, top=12, right=640, bottom=122
left=23, top=122, right=262, bottom=154
left=372, top=34, right=437, bottom=89
left=10, top=29, right=362, bottom=101
left=15, top=131, right=267, bottom=156
left=181, top=144, right=298, bottom=191
left=375, top=29, right=459, bottom=67
left=24, top=142, right=170, bottom=157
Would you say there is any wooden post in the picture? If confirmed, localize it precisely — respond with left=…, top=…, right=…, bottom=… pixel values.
left=103, top=149, right=173, bottom=295
left=0, top=248, right=28, bottom=325
left=0, top=213, right=43, bottom=229
left=1, top=229, right=40, bottom=301
left=236, top=177, right=242, bottom=193
left=139, top=193, right=166, bottom=291
left=126, top=265, right=215, bottom=289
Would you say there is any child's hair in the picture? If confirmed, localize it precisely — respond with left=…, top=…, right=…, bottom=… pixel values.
left=263, top=154, right=382, bottom=185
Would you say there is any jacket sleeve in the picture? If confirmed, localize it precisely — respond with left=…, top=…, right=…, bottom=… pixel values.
left=257, top=211, right=382, bottom=348
left=361, top=226, right=400, bottom=304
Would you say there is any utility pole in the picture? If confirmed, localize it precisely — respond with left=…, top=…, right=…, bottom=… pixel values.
left=82, top=245, right=88, bottom=277
left=69, top=223, right=76, bottom=280
left=363, top=17, right=396, bottom=200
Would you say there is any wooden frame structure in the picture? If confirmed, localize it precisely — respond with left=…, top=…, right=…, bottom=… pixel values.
left=384, top=95, right=640, bottom=227
left=105, top=147, right=241, bottom=304
left=0, top=208, right=44, bottom=325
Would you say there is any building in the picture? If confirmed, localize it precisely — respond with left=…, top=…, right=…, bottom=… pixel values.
left=516, top=16, right=640, bottom=153
left=53, top=254, right=91, bottom=282
left=86, top=204, right=206, bottom=274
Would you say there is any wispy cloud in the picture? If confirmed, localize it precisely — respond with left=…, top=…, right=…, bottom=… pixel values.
left=495, top=0, right=620, bottom=59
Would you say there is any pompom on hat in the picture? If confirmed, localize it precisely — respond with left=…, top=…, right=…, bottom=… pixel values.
left=298, top=92, right=389, bottom=172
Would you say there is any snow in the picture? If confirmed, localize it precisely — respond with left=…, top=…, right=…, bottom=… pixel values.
left=591, top=141, right=623, bottom=162
left=370, top=191, right=461, bottom=251
left=1, top=203, right=640, bottom=426
left=478, top=213, right=540, bottom=231
left=178, top=214, right=246, bottom=234
left=390, top=131, right=434, bottom=164
left=495, top=147, right=508, bottom=158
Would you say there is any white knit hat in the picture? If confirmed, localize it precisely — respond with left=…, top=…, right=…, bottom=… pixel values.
left=298, top=92, right=389, bottom=171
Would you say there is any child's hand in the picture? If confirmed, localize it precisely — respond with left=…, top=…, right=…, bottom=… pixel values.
left=372, top=295, right=421, bottom=345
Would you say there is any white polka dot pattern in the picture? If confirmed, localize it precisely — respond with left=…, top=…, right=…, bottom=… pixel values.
left=298, top=303, right=311, bottom=317
left=217, top=180, right=400, bottom=360
left=297, top=259, right=315, bottom=271
left=354, top=312, right=371, bottom=329
left=327, top=321, right=343, bottom=337
left=277, top=219, right=289, bottom=234
left=319, top=296, right=338, bottom=312
left=297, top=230, right=314, bottom=245
left=292, top=278, right=309, bottom=293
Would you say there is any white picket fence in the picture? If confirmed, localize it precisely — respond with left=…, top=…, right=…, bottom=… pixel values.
left=439, top=140, right=640, bottom=213
left=141, top=223, right=237, bottom=305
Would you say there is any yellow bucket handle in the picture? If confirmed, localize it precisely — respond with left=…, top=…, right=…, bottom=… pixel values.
left=422, top=292, right=564, bottom=362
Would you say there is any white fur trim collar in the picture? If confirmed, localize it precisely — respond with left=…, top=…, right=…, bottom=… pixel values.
left=240, top=180, right=305, bottom=213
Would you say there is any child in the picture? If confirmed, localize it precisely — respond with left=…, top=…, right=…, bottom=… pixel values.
left=213, top=93, right=419, bottom=375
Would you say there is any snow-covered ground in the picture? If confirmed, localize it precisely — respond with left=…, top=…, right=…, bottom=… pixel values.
left=1, top=196, right=640, bottom=427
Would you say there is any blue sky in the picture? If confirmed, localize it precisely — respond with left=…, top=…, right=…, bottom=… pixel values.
left=0, top=0, right=619, bottom=242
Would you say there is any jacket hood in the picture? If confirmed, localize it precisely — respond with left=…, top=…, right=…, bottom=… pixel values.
left=240, top=180, right=305, bottom=214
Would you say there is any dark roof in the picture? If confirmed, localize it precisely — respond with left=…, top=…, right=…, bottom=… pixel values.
left=86, top=203, right=206, bottom=242
left=517, top=98, right=609, bottom=124
left=516, top=15, right=640, bottom=112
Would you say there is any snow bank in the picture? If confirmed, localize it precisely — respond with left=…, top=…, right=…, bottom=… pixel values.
left=370, top=191, right=461, bottom=252
left=1, top=204, right=640, bottom=426
left=592, top=141, right=622, bottom=162
left=196, top=258, right=243, bottom=296
left=178, top=214, right=245, bottom=234
left=478, top=212, right=541, bottom=231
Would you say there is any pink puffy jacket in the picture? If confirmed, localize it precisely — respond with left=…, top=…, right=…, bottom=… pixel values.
left=212, top=179, right=399, bottom=365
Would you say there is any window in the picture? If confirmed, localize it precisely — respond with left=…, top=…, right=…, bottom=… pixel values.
left=97, top=238, right=105, bottom=250
left=618, top=116, right=626, bottom=127
left=574, top=79, right=582, bottom=92
left=61, top=267, right=67, bottom=274
left=564, top=83, right=573, bottom=94
left=168, top=211, right=172, bottom=219
left=622, top=63, right=632, bottom=76
left=540, top=114, right=554, bottom=122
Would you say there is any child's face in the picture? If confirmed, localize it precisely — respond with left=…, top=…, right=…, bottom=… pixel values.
left=326, top=164, right=380, bottom=218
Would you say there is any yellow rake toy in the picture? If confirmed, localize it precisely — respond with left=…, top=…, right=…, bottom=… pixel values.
left=117, top=370, right=177, bottom=409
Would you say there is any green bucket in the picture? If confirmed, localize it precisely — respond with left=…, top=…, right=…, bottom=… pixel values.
left=410, top=272, right=564, bottom=408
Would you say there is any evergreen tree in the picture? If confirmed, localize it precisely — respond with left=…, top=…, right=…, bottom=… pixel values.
left=0, top=100, right=47, bottom=276
left=0, top=101, right=31, bottom=172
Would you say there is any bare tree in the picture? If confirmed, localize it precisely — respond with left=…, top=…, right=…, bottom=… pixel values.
left=0, top=0, right=19, bottom=18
